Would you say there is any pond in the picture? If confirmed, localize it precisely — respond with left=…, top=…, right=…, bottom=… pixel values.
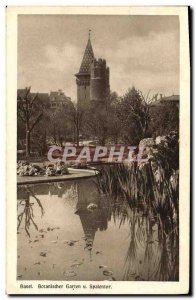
left=17, top=179, right=178, bottom=281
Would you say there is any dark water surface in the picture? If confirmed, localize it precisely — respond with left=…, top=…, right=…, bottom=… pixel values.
left=17, top=179, right=178, bottom=281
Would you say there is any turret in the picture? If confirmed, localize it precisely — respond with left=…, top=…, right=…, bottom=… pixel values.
left=90, top=58, right=110, bottom=102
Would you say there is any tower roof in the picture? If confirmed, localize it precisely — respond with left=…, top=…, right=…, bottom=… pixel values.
left=79, top=37, right=94, bottom=74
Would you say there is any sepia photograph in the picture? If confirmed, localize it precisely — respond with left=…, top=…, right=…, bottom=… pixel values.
left=6, top=6, right=190, bottom=295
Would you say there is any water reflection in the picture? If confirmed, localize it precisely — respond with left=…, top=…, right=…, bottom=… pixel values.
left=17, top=180, right=178, bottom=281
left=121, top=207, right=179, bottom=281
left=17, top=187, right=44, bottom=237
left=75, top=182, right=111, bottom=255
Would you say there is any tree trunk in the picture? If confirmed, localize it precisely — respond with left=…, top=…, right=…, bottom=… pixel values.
left=76, top=120, right=79, bottom=147
left=42, top=130, right=47, bottom=156
left=26, top=123, right=31, bottom=157
left=53, top=125, right=57, bottom=144
left=73, top=127, right=76, bottom=144
left=75, top=113, right=79, bottom=147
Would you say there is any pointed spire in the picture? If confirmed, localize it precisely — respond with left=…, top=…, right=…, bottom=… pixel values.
left=79, top=31, right=94, bottom=74
left=89, top=29, right=91, bottom=40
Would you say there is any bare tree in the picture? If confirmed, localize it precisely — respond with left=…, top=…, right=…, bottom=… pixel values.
left=70, top=103, right=85, bottom=147
left=17, top=87, right=49, bottom=157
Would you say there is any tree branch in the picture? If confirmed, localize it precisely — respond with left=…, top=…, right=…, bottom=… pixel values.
left=29, top=113, right=43, bottom=132
left=17, top=110, right=26, bottom=123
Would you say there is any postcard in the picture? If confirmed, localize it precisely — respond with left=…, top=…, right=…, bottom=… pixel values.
left=6, top=6, right=190, bottom=295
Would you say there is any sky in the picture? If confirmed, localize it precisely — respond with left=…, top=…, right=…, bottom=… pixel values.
left=18, top=15, right=179, bottom=101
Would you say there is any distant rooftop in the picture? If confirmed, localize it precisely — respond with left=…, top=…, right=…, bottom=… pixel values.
left=17, top=88, right=71, bottom=103
left=162, top=95, right=179, bottom=102
left=49, top=89, right=71, bottom=102
left=17, top=88, right=49, bottom=102
left=151, top=94, right=179, bottom=106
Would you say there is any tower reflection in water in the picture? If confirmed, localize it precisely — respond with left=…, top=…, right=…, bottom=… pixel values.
left=75, top=181, right=111, bottom=257
left=17, top=179, right=178, bottom=281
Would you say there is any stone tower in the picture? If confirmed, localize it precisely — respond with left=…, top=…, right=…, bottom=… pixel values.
left=75, top=32, right=110, bottom=107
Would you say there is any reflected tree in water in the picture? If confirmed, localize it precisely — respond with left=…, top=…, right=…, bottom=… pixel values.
left=123, top=210, right=140, bottom=280
left=17, top=186, right=44, bottom=237
left=119, top=205, right=179, bottom=281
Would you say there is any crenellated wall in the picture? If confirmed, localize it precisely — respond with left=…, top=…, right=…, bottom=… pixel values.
left=90, top=58, right=110, bottom=102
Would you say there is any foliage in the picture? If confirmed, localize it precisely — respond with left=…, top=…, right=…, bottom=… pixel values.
left=96, top=160, right=179, bottom=235
left=151, top=131, right=179, bottom=180
left=117, top=87, right=153, bottom=144
left=96, top=150, right=179, bottom=281
left=149, top=103, right=179, bottom=137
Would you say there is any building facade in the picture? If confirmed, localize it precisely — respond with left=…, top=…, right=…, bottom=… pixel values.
left=17, top=88, right=72, bottom=110
left=49, top=89, right=72, bottom=109
left=151, top=94, right=179, bottom=108
left=75, top=34, right=110, bottom=107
